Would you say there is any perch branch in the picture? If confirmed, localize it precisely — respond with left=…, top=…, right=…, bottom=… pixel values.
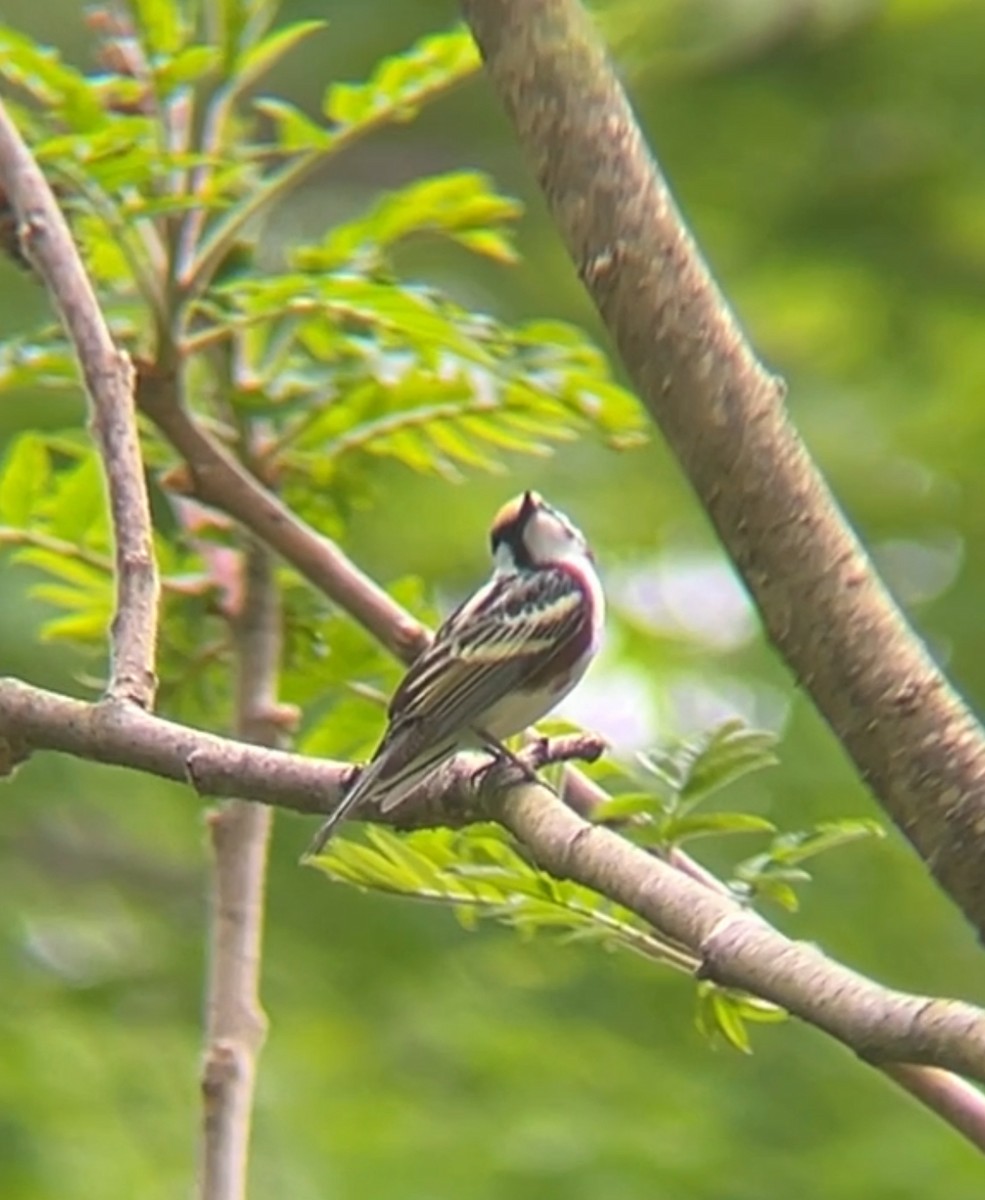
left=494, top=783, right=985, bottom=1150
left=2, top=668, right=984, bottom=1147
left=0, top=99, right=160, bottom=708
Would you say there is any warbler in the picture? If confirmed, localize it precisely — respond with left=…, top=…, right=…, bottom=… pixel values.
left=308, top=491, right=603, bottom=850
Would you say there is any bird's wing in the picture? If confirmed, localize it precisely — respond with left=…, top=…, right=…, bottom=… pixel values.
left=307, top=568, right=591, bottom=853
left=388, top=566, right=590, bottom=740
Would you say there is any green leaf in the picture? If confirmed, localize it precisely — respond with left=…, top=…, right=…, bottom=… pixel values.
left=730, top=819, right=881, bottom=912
left=235, top=19, right=327, bottom=92
left=292, top=171, right=522, bottom=272
left=591, top=792, right=668, bottom=823
left=0, top=29, right=104, bottom=125
left=0, top=434, right=50, bottom=528
left=47, top=454, right=108, bottom=546
left=696, top=982, right=785, bottom=1052
left=765, top=819, right=885, bottom=867
left=130, top=0, right=186, bottom=57
left=39, top=607, right=111, bottom=645
left=662, top=811, right=776, bottom=846
left=310, top=825, right=697, bottom=973
left=253, top=98, right=331, bottom=152
left=153, top=45, right=221, bottom=94
left=322, top=28, right=479, bottom=128
left=680, top=722, right=779, bottom=804
left=13, top=548, right=110, bottom=589
left=638, top=720, right=779, bottom=811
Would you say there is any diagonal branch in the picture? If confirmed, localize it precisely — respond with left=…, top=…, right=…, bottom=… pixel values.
left=457, top=0, right=985, bottom=939
left=0, top=100, right=160, bottom=709
left=200, top=543, right=281, bottom=1200
left=2, top=668, right=985, bottom=1148
left=135, top=360, right=428, bottom=665
left=493, top=782, right=985, bottom=1151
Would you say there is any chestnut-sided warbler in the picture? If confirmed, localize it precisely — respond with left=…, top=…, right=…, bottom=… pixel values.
left=308, top=491, right=604, bottom=851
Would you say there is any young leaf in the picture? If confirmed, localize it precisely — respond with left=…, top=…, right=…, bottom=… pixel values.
left=310, top=825, right=697, bottom=973
left=696, top=981, right=786, bottom=1052
left=661, top=811, right=776, bottom=846
left=0, top=433, right=51, bottom=528
left=234, top=19, right=327, bottom=93
left=253, top=98, right=331, bottom=152
left=323, top=28, right=479, bottom=129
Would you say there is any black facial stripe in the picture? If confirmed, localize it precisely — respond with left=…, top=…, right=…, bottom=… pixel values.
left=490, top=502, right=536, bottom=568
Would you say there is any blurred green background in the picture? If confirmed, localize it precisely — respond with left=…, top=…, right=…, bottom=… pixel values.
left=2, top=0, right=985, bottom=1196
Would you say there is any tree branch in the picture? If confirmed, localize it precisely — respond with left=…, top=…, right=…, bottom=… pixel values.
left=4, top=662, right=985, bottom=1146
left=0, top=677, right=347, bottom=815
left=200, top=543, right=280, bottom=1200
left=882, top=1064, right=985, bottom=1155
left=456, top=0, right=985, bottom=939
left=0, top=99, right=160, bottom=709
left=135, top=359, right=427, bottom=665
left=494, top=783, right=985, bottom=1147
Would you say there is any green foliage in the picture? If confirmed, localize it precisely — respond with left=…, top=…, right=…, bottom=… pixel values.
left=322, top=28, right=478, bottom=128
left=312, top=814, right=793, bottom=1053
left=595, top=720, right=780, bottom=847
left=694, top=981, right=787, bottom=1054
left=2, top=3, right=959, bottom=1198
left=0, top=1, right=643, bottom=705
left=732, top=819, right=885, bottom=912
left=292, top=171, right=523, bottom=270
left=590, top=720, right=883, bottom=912
left=313, top=822, right=699, bottom=973
left=0, top=435, right=113, bottom=646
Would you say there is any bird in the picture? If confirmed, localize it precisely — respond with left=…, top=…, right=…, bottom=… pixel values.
left=307, top=490, right=604, bottom=853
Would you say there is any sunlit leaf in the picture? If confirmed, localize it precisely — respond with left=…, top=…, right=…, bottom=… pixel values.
left=0, top=434, right=50, bottom=528
left=129, top=0, right=186, bottom=57
left=311, top=824, right=697, bottom=973
left=323, top=28, right=479, bottom=128
left=661, top=811, right=776, bottom=845
left=234, top=19, right=327, bottom=92
left=293, top=172, right=522, bottom=272
left=252, top=97, right=331, bottom=152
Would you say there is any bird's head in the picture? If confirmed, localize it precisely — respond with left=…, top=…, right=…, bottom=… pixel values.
left=489, top=491, right=590, bottom=573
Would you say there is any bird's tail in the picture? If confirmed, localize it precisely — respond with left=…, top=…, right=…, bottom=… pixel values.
left=305, top=733, right=458, bottom=857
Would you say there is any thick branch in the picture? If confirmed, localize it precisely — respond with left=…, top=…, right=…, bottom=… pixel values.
left=200, top=544, right=279, bottom=1200
left=495, top=785, right=985, bottom=1089
left=457, top=0, right=985, bottom=939
left=3, top=672, right=985, bottom=1146
left=0, top=100, right=160, bottom=709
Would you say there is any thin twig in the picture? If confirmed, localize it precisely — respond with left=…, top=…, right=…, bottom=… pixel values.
left=457, top=0, right=985, bottom=938
left=881, top=1064, right=985, bottom=1154
left=0, top=100, right=160, bottom=709
left=200, top=543, right=281, bottom=1200
left=180, top=63, right=479, bottom=300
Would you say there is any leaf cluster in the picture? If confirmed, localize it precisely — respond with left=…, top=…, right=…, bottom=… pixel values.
left=0, top=5, right=644, bottom=706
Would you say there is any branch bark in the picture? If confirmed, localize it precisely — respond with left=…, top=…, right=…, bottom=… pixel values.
left=3, top=670, right=985, bottom=1146
left=457, top=0, right=985, bottom=939
left=494, top=783, right=985, bottom=1147
left=200, top=544, right=280, bottom=1200
left=4, top=660, right=985, bottom=1147
left=2, top=6, right=984, bottom=1163
left=0, top=99, right=160, bottom=709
